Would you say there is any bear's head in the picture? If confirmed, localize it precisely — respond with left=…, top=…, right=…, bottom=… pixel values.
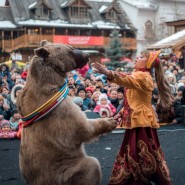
left=34, top=40, right=89, bottom=73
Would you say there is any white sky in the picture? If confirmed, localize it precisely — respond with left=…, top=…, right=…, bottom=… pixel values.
left=0, top=0, right=5, bottom=6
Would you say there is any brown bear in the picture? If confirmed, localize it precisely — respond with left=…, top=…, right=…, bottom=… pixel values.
left=17, top=40, right=117, bottom=185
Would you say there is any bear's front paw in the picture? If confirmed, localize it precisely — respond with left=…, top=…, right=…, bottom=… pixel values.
left=103, top=117, right=117, bottom=132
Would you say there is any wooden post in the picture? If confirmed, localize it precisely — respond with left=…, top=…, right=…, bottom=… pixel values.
left=24, top=27, right=27, bottom=46
left=52, top=28, right=55, bottom=42
left=11, top=30, right=13, bottom=51
left=2, top=30, right=4, bottom=52
left=40, top=27, right=42, bottom=43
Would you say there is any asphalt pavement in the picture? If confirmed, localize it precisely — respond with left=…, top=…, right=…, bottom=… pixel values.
left=0, top=124, right=185, bottom=185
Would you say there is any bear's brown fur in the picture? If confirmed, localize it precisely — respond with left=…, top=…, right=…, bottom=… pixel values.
left=17, top=41, right=117, bottom=185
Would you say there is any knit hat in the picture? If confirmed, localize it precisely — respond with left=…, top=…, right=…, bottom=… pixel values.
left=146, top=50, right=161, bottom=69
left=73, top=97, right=83, bottom=106
left=86, top=87, right=94, bottom=93
left=95, top=76, right=103, bottom=82
left=77, top=86, right=86, bottom=94
left=97, top=93, right=110, bottom=105
left=0, top=120, right=10, bottom=129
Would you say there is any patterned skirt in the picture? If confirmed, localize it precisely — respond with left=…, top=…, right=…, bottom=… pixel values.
left=108, top=127, right=172, bottom=185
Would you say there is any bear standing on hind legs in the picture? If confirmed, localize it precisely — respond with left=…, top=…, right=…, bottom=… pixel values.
left=17, top=40, right=117, bottom=185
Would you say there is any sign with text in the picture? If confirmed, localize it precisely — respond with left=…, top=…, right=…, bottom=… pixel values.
left=54, top=36, right=104, bottom=46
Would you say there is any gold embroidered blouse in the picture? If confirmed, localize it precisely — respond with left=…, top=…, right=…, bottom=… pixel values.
left=109, top=71, right=159, bottom=129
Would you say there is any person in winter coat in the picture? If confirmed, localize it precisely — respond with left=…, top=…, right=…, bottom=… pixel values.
left=0, top=64, right=14, bottom=90
left=10, top=84, right=24, bottom=109
left=93, top=93, right=116, bottom=118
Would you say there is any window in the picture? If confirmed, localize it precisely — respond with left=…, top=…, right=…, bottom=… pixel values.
left=27, top=29, right=39, bottom=35
left=106, top=10, right=116, bottom=20
left=145, top=20, right=153, bottom=39
left=70, top=6, right=88, bottom=18
left=36, top=4, right=50, bottom=18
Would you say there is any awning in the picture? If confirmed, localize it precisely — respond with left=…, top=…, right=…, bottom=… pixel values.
left=147, top=29, right=185, bottom=51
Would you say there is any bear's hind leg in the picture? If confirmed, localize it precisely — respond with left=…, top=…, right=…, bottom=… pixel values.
left=71, top=156, right=102, bottom=185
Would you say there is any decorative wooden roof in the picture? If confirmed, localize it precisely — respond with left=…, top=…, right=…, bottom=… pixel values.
left=29, top=0, right=53, bottom=10
left=60, top=0, right=92, bottom=8
left=1, top=0, right=136, bottom=32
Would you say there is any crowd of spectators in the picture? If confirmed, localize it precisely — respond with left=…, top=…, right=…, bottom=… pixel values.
left=0, top=52, right=185, bottom=139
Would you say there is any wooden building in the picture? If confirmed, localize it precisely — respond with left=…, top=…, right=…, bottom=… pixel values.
left=0, top=0, right=137, bottom=62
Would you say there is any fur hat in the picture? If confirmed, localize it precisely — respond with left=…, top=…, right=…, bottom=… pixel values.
left=14, top=86, right=23, bottom=97
left=10, top=84, right=24, bottom=105
left=99, top=106, right=111, bottom=118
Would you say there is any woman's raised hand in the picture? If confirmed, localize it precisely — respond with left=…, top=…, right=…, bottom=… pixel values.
left=93, top=62, right=110, bottom=76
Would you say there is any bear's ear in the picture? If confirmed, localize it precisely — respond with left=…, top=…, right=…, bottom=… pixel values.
left=34, top=47, right=50, bottom=59
left=40, top=40, right=48, bottom=47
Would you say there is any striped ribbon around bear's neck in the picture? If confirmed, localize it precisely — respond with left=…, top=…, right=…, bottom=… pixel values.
left=21, top=81, right=69, bottom=127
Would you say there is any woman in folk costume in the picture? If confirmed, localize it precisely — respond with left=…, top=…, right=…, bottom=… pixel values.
left=94, top=50, right=173, bottom=185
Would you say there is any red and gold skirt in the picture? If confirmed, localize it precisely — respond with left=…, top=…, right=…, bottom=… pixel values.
left=108, top=127, right=172, bottom=185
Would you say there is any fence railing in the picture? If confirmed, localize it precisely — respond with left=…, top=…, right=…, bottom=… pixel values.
left=2, top=34, right=136, bottom=52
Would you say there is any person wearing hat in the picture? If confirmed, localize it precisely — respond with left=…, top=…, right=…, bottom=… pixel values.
left=176, top=85, right=185, bottom=100
left=0, top=120, right=17, bottom=139
left=85, top=87, right=94, bottom=98
left=76, top=85, right=93, bottom=110
left=10, top=84, right=24, bottom=109
left=94, top=50, right=172, bottom=185
left=0, top=95, right=12, bottom=120
left=73, top=97, right=89, bottom=111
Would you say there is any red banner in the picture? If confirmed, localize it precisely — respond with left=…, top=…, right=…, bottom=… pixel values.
left=54, top=36, right=104, bottom=46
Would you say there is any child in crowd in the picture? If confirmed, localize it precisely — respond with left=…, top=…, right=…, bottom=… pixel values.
left=9, top=109, right=21, bottom=131
left=0, top=120, right=17, bottom=139
left=93, top=93, right=116, bottom=118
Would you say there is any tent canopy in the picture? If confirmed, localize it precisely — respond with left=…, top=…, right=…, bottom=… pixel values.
left=147, top=29, right=185, bottom=51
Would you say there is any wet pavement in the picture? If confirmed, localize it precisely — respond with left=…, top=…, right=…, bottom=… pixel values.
left=0, top=124, right=185, bottom=185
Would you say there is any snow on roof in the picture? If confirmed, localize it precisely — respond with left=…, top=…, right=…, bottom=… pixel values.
left=92, top=21, right=120, bottom=29
left=18, top=19, right=120, bottom=29
left=82, top=50, right=100, bottom=54
left=123, top=0, right=158, bottom=9
left=148, top=29, right=185, bottom=49
left=0, top=21, right=17, bottom=28
left=0, top=0, right=5, bottom=6
left=28, top=2, right=37, bottom=9
left=60, top=1, right=68, bottom=7
left=153, top=29, right=185, bottom=45
left=99, top=5, right=108, bottom=14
